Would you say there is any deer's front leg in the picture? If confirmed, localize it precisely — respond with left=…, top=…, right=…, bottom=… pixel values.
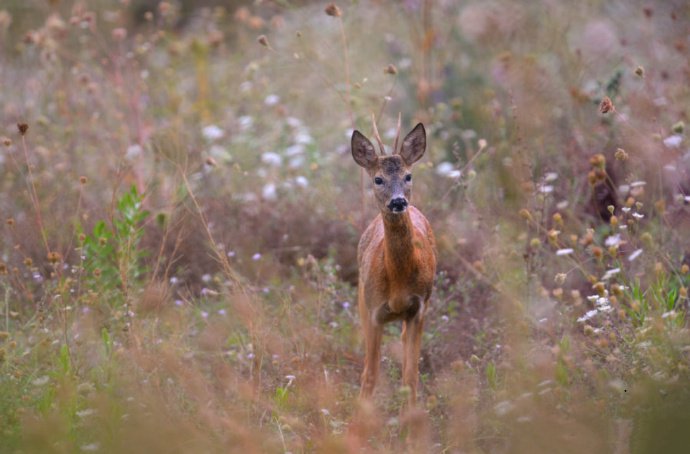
left=360, top=318, right=383, bottom=399
left=401, top=297, right=424, bottom=407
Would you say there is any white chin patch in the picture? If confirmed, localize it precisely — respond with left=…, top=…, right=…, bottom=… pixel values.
left=389, top=207, right=407, bottom=214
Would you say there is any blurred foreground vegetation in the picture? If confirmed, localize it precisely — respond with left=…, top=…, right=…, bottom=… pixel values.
left=1, top=0, right=690, bottom=452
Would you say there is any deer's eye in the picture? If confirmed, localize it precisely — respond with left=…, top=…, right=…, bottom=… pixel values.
left=405, top=174, right=412, bottom=182
left=374, top=177, right=384, bottom=185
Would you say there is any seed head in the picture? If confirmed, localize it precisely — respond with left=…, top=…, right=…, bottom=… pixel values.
left=99, top=237, right=107, bottom=246
left=593, top=281, right=606, bottom=296
left=0, top=263, right=7, bottom=275
left=680, top=287, right=688, bottom=299
left=205, top=157, right=217, bottom=167
left=614, top=148, right=628, bottom=160
left=1, top=137, right=11, bottom=147
left=6, top=218, right=14, bottom=227
left=78, top=233, right=86, bottom=243
left=672, top=121, right=684, bottom=134
left=589, top=153, right=606, bottom=169
left=599, top=96, right=615, bottom=114
left=640, top=232, right=653, bottom=247
left=518, top=208, right=532, bottom=222
left=79, top=176, right=88, bottom=185
left=610, top=215, right=618, bottom=227
left=324, top=3, right=342, bottom=17
left=681, top=264, right=689, bottom=275
left=552, top=212, right=563, bottom=228
left=93, top=268, right=102, bottom=278
left=17, top=123, right=28, bottom=136
left=47, top=251, right=61, bottom=263
left=23, top=257, right=33, bottom=267
left=384, top=64, right=398, bottom=75
left=257, top=34, right=269, bottom=47
left=608, top=245, right=618, bottom=258
left=592, top=246, right=603, bottom=260
left=554, top=273, right=567, bottom=285
left=634, top=66, right=645, bottom=78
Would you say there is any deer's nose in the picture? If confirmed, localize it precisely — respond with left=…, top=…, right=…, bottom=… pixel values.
left=388, top=197, right=408, bottom=213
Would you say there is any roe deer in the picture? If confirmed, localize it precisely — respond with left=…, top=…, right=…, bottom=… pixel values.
left=351, top=116, right=436, bottom=406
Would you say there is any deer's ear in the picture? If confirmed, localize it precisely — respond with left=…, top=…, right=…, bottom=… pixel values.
left=351, top=130, right=378, bottom=169
left=398, top=123, right=426, bottom=166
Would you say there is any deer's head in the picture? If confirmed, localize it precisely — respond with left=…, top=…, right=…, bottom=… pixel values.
left=351, top=121, right=426, bottom=215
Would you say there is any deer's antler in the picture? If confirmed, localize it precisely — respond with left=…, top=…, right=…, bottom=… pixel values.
left=392, top=112, right=402, bottom=155
left=371, top=113, right=386, bottom=155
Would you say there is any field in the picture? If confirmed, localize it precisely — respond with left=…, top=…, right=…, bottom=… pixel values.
left=1, top=1, right=690, bottom=452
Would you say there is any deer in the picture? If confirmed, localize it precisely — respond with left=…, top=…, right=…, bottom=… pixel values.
left=350, top=115, right=436, bottom=407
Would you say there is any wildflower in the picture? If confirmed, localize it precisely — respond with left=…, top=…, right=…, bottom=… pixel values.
left=577, top=309, right=598, bottom=323
left=614, top=148, right=628, bottom=160
left=556, top=248, right=573, bottom=256
left=80, top=443, right=100, bottom=452
left=548, top=229, right=560, bottom=245
left=628, top=249, right=643, bottom=262
left=202, top=125, right=224, bottom=141
left=602, top=268, right=620, bottom=281
left=552, top=212, right=563, bottom=228
left=599, top=96, right=614, bottom=114
left=264, top=94, right=280, bottom=106
left=663, top=135, right=682, bottom=148
left=262, top=183, right=277, bottom=201
left=680, top=287, right=688, bottom=299
left=295, top=176, right=309, bottom=188
left=592, top=246, right=603, bottom=260
left=17, top=123, right=28, bottom=136
left=324, top=3, right=342, bottom=17
left=261, top=151, right=282, bottom=167
left=252, top=253, right=262, bottom=261
left=554, top=273, right=567, bottom=285
left=681, top=264, right=689, bottom=275
left=609, top=215, right=618, bottom=227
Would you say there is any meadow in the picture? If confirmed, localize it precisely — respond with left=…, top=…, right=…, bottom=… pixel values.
left=1, top=1, right=689, bottom=452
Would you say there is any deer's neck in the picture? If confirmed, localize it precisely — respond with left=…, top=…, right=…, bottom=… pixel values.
left=382, top=211, right=416, bottom=276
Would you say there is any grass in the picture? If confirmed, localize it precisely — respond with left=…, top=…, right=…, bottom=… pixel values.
left=1, top=0, right=690, bottom=452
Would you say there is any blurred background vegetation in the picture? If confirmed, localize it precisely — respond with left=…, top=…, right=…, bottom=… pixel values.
left=0, top=0, right=689, bottom=452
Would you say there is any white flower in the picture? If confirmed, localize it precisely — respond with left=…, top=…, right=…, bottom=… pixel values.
left=76, top=408, right=96, bottom=418
left=538, top=184, right=554, bottom=194
left=628, top=249, right=643, bottom=262
left=544, top=172, right=559, bottom=182
left=577, top=309, right=598, bottom=322
left=295, top=130, right=313, bottom=144
left=632, top=212, right=644, bottom=219
left=605, top=234, right=621, bottom=247
left=602, top=268, right=621, bottom=281
left=261, top=152, right=282, bottom=167
left=494, top=400, right=514, bottom=416
left=663, top=134, right=682, bottom=148
left=295, top=176, right=309, bottom=188
left=80, top=443, right=100, bottom=452
left=252, top=253, right=262, bottom=261
left=556, top=248, right=574, bottom=256
left=264, top=94, right=280, bottom=106
left=630, top=181, right=646, bottom=188
left=436, top=162, right=454, bottom=176
left=262, top=183, right=277, bottom=201
left=238, top=116, right=253, bottom=130
left=285, top=144, right=305, bottom=156
left=125, top=144, right=143, bottom=160
left=32, top=376, right=50, bottom=386
left=202, top=125, right=224, bottom=141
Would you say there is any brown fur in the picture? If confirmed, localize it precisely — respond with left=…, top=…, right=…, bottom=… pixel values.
left=351, top=123, right=437, bottom=406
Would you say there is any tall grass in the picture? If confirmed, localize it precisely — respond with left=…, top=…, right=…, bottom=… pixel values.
left=1, top=0, right=689, bottom=452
